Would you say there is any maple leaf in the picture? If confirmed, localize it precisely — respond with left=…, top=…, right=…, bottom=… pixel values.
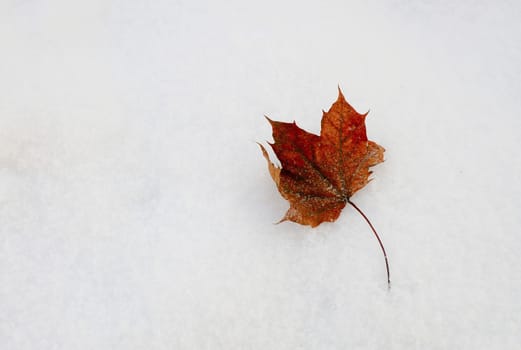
left=260, top=88, right=390, bottom=286
left=260, top=88, right=384, bottom=226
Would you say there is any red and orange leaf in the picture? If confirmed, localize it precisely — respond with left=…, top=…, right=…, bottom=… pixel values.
left=260, top=88, right=385, bottom=227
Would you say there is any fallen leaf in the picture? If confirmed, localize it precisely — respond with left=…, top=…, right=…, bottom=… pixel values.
left=260, top=88, right=385, bottom=227
left=260, top=88, right=390, bottom=286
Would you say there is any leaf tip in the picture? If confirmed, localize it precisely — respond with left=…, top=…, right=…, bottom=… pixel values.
left=275, top=217, right=287, bottom=225
left=259, top=141, right=281, bottom=186
left=337, top=85, right=345, bottom=101
left=258, top=142, right=270, bottom=159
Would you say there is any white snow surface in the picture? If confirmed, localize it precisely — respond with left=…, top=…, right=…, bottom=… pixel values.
left=1, top=1, right=521, bottom=349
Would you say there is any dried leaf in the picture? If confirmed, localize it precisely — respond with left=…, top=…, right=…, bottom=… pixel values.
left=260, top=88, right=385, bottom=227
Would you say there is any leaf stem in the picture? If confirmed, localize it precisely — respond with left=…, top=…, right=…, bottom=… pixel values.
left=347, top=199, right=390, bottom=289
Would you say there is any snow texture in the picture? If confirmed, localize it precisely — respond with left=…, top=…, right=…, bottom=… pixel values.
left=1, top=0, right=521, bottom=349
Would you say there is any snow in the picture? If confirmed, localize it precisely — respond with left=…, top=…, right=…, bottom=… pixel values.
left=1, top=0, right=521, bottom=349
